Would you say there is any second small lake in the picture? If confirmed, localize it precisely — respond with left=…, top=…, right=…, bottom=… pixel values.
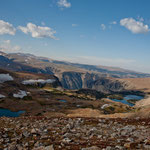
left=110, top=95, right=144, bottom=106
left=58, top=99, right=67, bottom=103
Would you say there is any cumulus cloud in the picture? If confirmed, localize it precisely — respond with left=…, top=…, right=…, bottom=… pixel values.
left=18, top=23, right=58, bottom=40
left=57, top=0, right=71, bottom=8
left=120, top=18, right=149, bottom=34
left=0, top=20, right=16, bottom=35
left=101, top=24, right=106, bottom=30
left=0, top=40, right=21, bottom=52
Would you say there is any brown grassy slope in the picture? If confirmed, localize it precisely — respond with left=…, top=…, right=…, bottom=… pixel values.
left=16, top=72, right=57, bottom=80
left=119, top=78, right=150, bottom=93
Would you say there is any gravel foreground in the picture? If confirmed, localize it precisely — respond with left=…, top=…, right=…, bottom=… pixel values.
left=0, top=117, right=150, bottom=150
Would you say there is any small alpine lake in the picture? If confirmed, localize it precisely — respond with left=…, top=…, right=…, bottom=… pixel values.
left=58, top=99, right=67, bottom=103
left=0, top=108, right=25, bottom=117
left=110, top=95, right=144, bottom=106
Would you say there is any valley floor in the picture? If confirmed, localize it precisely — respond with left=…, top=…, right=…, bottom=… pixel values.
left=0, top=117, right=150, bottom=150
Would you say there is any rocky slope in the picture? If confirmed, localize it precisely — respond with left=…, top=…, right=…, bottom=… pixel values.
left=0, top=117, right=150, bottom=150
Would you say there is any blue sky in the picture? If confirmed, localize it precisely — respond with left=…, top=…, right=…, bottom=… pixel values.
left=0, top=0, right=150, bottom=73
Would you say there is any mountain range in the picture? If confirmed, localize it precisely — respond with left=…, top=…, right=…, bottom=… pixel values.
left=0, top=51, right=150, bottom=93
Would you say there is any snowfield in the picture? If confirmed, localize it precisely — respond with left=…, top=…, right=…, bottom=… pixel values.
left=13, top=90, right=27, bottom=99
left=22, top=79, right=56, bottom=85
left=101, top=104, right=110, bottom=109
left=0, top=74, right=13, bottom=83
left=0, top=94, right=6, bottom=99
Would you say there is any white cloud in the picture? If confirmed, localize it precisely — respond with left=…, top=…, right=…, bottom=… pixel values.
left=120, top=18, right=149, bottom=34
left=110, top=21, right=117, bottom=25
left=4, top=40, right=11, bottom=44
left=51, top=55, right=136, bottom=69
left=73, top=56, right=135, bottom=65
left=57, top=0, right=71, bottom=8
left=0, top=40, right=21, bottom=52
left=0, top=20, right=16, bottom=35
left=72, top=24, right=78, bottom=27
left=18, top=23, right=58, bottom=40
left=101, top=24, right=106, bottom=30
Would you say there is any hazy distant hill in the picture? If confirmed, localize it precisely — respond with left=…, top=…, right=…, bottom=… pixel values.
left=0, top=51, right=150, bottom=91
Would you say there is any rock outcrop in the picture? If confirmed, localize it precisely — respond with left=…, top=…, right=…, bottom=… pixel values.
left=60, top=72, right=125, bottom=93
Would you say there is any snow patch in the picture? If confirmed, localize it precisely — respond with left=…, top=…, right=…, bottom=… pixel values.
left=0, top=74, right=13, bottom=83
left=22, top=79, right=56, bottom=85
left=0, top=94, right=6, bottom=99
left=101, top=104, right=110, bottom=109
left=13, top=90, right=27, bottom=99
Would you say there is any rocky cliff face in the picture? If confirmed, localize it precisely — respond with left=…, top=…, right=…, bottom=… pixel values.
left=89, top=78, right=125, bottom=93
left=60, top=72, right=125, bottom=93
left=61, top=72, right=83, bottom=90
